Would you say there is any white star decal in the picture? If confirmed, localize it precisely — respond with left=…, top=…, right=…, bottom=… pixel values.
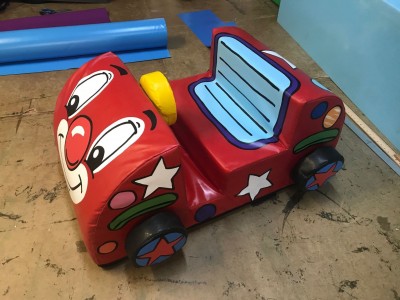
left=238, top=170, right=272, bottom=201
left=135, top=157, right=179, bottom=198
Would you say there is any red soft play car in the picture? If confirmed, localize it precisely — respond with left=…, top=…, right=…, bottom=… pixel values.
left=53, top=27, right=345, bottom=267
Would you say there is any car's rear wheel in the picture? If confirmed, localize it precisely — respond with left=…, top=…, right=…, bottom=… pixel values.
left=293, top=147, right=344, bottom=191
left=140, top=71, right=177, bottom=125
left=125, top=211, right=187, bottom=267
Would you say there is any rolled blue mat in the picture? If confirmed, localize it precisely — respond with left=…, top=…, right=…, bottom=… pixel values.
left=0, top=18, right=168, bottom=64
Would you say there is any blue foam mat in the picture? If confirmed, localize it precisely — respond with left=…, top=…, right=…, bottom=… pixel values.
left=0, top=49, right=170, bottom=76
left=179, top=10, right=235, bottom=47
left=0, top=18, right=170, bottom=75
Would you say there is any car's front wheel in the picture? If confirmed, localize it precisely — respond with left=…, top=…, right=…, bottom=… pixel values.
left=293, top=147, right=344, bottom=191
left=125, top=211, right=187, bottom=267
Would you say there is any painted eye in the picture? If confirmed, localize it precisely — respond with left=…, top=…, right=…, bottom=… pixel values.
left=66, top=70, right=113, bottom=118
left=86, top=117, right=145, bottom=174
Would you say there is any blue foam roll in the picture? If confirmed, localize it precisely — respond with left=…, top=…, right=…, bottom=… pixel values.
left=0, top=18, right=168, bottom=64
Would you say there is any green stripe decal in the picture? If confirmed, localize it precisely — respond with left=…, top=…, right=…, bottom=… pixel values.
left=108, top=193, right=178, bottom=231
left=294, top=129, right=339, bottom=154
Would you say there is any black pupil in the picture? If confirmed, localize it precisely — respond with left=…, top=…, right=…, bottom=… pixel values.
left=66, top=95, right=80, bottom=117
left=86, top=146, right=105, bottom=172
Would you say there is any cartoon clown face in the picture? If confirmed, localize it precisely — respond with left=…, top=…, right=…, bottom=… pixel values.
left=56, top=63, right=146, bottom=204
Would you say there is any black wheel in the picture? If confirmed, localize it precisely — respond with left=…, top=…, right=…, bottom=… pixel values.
left=125, top=211, right=187, bottom=267
left=293, top=147, right=344, bottom=191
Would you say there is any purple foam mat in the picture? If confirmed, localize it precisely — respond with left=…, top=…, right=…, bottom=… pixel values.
left=0, top=8, right=110, bottom=32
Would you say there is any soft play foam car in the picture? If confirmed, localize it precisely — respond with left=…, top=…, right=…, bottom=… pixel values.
left=53, top=27, right=345, bottom=267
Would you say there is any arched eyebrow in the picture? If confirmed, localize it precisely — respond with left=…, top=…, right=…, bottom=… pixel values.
left=110, top=64, right=128, bottom=76
left=143, top=110, right=158, bottom=131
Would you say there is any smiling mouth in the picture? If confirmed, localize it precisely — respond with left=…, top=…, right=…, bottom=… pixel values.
left=68, top=174, right=83, bottom=193
left=108, top=193, right=178, bottom=231
left=57, top=119, right=89, bottom=204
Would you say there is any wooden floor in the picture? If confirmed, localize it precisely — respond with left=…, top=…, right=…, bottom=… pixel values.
left=1, top=1, right=399, bottom=299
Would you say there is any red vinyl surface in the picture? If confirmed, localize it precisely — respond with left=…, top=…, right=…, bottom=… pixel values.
left=54, top=27, right=344, bottom=265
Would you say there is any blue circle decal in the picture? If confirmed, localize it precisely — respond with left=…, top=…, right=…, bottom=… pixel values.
left=311, top=102, right=328, bottom=119
left=195, top=204, right=216, bottom=223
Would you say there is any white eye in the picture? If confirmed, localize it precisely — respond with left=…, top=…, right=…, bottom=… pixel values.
left=86, top=117, right=145, bottom=174
left=66, top=70, right=113, bottom=118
